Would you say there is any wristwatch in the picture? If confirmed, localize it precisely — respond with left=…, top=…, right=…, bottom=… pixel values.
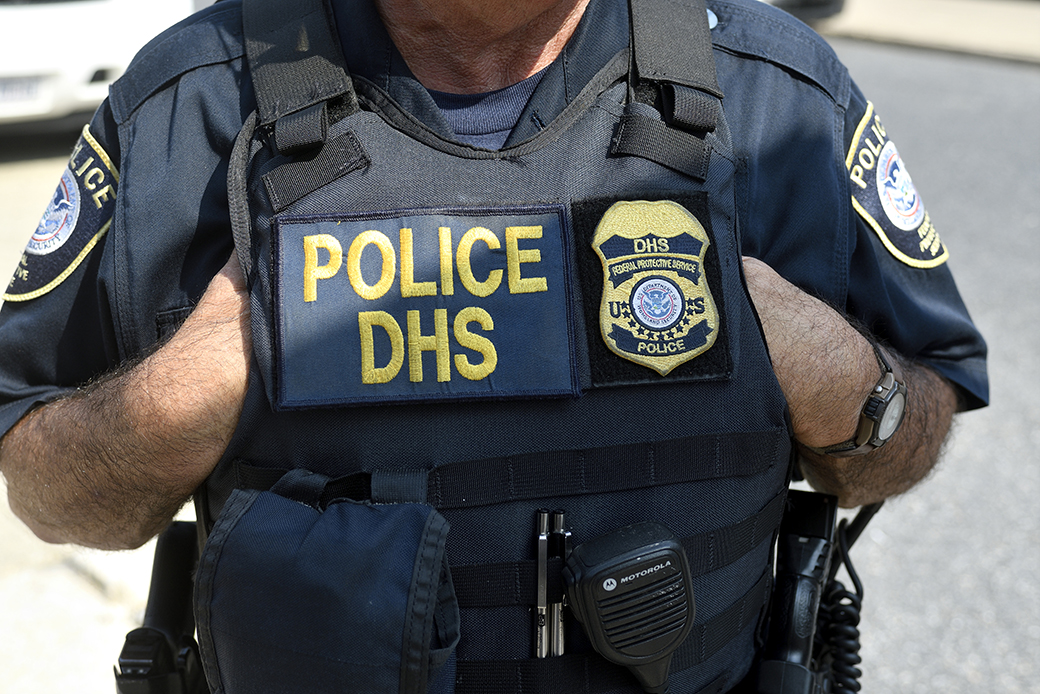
left=813, top=343, right=908, bottom=457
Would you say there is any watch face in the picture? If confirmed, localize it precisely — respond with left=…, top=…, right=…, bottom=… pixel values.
left=878, top=390, right=907, bottom=440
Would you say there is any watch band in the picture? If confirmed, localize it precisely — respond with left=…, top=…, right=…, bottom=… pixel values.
left=809, top=341, right=907, bottom=457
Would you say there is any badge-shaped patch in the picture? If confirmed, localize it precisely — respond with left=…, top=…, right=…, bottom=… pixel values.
left=593, top=200, right=718, bottom=375
left=4, top=125, right=118, bottom=302
left=847, top=102, right=947, bottom=268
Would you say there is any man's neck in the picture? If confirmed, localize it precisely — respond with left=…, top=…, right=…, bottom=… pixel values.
left=375, top=0, right=591, bottom=94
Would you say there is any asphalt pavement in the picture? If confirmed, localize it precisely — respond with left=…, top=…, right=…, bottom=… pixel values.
left=816, top=0, right=1040, bottom=63
left=0, top=1, right=1038, bottom=693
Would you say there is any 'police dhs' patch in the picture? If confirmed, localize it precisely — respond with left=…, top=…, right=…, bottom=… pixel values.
left=848, top=102, right=947, bottom=268
left=4, top=125, right=118, bottom=302
left=274, top=205, right=578, bottom=408
left=594, top=201, right=718, bottom=375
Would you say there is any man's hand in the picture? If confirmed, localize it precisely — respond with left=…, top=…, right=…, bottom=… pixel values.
left=742, top=257, right=958, bottom=507
left=0, top=254, right=251, bottom=549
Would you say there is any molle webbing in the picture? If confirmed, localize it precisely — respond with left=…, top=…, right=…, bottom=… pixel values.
left=452, top=573, right=770, bottom=694
left=450, top=491, right=785, bottom=608
left=229, top=428, right=786, bottom=509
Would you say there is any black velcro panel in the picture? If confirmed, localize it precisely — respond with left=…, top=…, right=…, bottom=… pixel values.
left=243, top=0, right=354, bottom=126
left=571, top=194, right=732, bottom=388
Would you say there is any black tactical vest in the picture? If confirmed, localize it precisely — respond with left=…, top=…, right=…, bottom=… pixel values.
left=200, top=1, right=794, bottom=692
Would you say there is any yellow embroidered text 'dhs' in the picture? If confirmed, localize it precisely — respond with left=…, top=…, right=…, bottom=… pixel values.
left=593, top=200, right=718, bottom=375
left=273, top=206, right=578, bottom=408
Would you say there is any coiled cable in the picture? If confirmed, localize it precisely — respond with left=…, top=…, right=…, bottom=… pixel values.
left=814, top=501, right=881, bottom=694
left=819, top=520, right=864, bottom=692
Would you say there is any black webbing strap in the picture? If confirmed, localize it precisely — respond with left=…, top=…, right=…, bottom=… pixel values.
left=228, top=429, right=784, bottom=510
left=665, top=84, right=722, bottom=132
left=262, top=130, right=370, bottom=212
left=427, top=429, right=784, bottom=509
left=275, top=101, right=329, bottom=155
left=453, top=573, right=771, bottom=694
left=614, top=0, right=725, bottom=180
left=231, top=460, right=372, bottom=510
left=242, top=0, right=356, bottom=127
left=452, top=491, right=786, bottom=608
left=612, top=110, right=711, bottom=180
left=630, top=0, right=723, bottom=99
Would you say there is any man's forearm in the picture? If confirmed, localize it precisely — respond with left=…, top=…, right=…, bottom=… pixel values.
left=0, top=258, right=250, bottom=550
left=743, top=256, right=959, bottom=507
left=798, top=353, right=958, bottom=507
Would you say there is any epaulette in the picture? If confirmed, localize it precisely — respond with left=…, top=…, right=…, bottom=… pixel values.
left=707, top=0, right=851, bottom=107
left=109, top=0, right=246, bottom=124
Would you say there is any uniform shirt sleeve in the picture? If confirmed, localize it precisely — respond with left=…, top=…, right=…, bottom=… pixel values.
left=0, top=1, right=248, bottom=442
left=841, top=81, right=988, bottom=410
left=714, top=3, right=988, bottom=413
left=0, top=103, right=122, bottom=438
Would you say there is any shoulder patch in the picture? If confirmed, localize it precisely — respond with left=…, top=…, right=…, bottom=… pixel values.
left=4, top=126, right=117, bottom=302
left=847, top=102, right=947, bottom=268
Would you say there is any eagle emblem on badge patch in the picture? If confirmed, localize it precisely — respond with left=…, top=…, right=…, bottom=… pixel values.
left=593, top=200, right=718, bottom=375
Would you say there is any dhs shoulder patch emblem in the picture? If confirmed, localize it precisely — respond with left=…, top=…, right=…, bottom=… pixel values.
left=593, top=200, right=718, bottom=375
left=5, top=125, right=117, bottom=302
left=847, top=102, right=947, bottom=268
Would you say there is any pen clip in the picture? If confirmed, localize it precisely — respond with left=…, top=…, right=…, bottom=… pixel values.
left=534, top=510, right=550, bottom=658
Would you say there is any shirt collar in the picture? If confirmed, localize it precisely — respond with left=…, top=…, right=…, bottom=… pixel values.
left=328, top=0, right=630, bottom=145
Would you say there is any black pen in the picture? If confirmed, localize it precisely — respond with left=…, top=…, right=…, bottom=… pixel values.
left=549, top=510, right=570, bottom=656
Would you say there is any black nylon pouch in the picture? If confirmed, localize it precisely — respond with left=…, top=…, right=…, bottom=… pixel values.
left=194, top=468, right=459, bottom=694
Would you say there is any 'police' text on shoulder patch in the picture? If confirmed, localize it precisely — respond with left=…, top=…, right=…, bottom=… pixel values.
left=847, top=102, right=947, bottom=268
left=273, top=206, right=578, bottom=408
left=4, top=126, right=118, bottom=302
left=594, top=200, right=718, bottom=375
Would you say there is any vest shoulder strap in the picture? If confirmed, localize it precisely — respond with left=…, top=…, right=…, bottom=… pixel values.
left=613, top=0, right=726, bottom=180
left=242, top=0, right=358, bottom=146
left=630, top=0, right=723, bottom=100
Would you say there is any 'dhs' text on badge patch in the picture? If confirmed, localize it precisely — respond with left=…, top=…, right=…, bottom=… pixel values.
left=847, top=102, right=947, bottom=268
left=594, top=200, right=718, bottom=375
left=4, top=125, right=118, bottom=302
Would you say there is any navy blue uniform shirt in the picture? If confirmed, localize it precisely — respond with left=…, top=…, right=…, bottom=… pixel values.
left=0, top=0, right=988, bottom=440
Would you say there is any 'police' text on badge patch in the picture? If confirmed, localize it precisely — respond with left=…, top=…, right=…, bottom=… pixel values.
left=273, top=206, right=578, bottom=408
left=847, top=102, right=947, bottom=268
left=4, top=126, right=118, bottom=302
left=594, top=200, right=718, bottom=375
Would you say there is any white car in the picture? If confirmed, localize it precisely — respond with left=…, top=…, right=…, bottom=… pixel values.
left=0, top=0, right=212, bottom=131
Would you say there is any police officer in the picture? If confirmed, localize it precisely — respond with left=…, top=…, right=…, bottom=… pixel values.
left=0, top=0, right=987, bottom=691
